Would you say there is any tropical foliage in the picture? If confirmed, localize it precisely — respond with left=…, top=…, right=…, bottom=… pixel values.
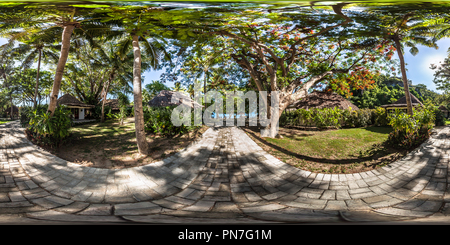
left=386, top=107, right=435, bottom=149
left=281, top=107, right=381, bottom=129
left=144, top=105, right=199, bottom=137
left=26, top=105, right=73, bottom=147
left=349, top=75, right=440, bottom=109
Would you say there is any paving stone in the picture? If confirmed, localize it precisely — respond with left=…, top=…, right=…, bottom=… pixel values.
left=240, top=203, right=286, bottom=213
left=344, top=199, right=372, bottom=210
left=320, top=190, right=336, bottom=200
left=262, top=191, right=288, bottom=201
left=53, top=201, right=90, bottom=214
left=1, top=121, right=449, bottom=224
left=412, top=200, right=443, bottom=212
left=182, top=200, right=215, bottom=212
left=77, top=204, right=113, bottom=216
left=374, top=207, right=434, bottom=218
left=152, top=199, right=185, bottom=210
left=0, top=192, right=10, bottom=202
left=30, top=197, right=65, bottom=209
left=324, top=200, right=348, bottom=210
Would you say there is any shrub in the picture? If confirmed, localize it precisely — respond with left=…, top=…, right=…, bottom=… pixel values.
left=341, top=108, right=372, bottom=128
left=312, top=107, right=342, bottom=129
left=91, top=104, right=112, bottom=120
left=297, top=108, right=314, bottom=127
left=293, top=107, right=343, bottom=129
left=144, top=106, right=199, bottom=137
left=355, top=108, right=373, bottom=127
left=19, top=105, right=47, bottom=127
left=373, top=107, right=389, bottom=126
left=430, top=106, right=445, bottom=126
left=281, top=106, right=393, bottom=129
left=26, top=106, right=73, bottom=147
left=386, top=108, right=434, bottom=149
left=279, top=110, right=299, bottom=127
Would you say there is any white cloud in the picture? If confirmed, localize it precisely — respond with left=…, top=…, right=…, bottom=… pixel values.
left=400, top=38, right=450, bottom=93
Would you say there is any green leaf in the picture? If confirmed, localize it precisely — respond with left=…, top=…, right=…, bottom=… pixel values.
left=409, top=46, right=419, bottom=56
left=70, top=4, right=111, bottom=8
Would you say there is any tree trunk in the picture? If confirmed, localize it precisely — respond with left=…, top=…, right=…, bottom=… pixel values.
left=393, top=35, right=413, bottom=116
left=34, top=49, right=42, bottom=109
left=2, top=73, right=13, bottom=120
left=203, top=69, right=209, bottom=96
left=10, top=97, right=13, bottom=120
left=260, top=91, right=284, bottom=138
left=101, top=70, right=114, bottom=123
left=48, top=24, right=76, bottom=117
left=132, top=34, right=149, bottom=155
left=100, top=82, right=109, bottom=123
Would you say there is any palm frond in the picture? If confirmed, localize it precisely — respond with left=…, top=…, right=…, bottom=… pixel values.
left=117, top=36, right=133, bottom=60
left=21, top=48, right=39, bottom=69
left=140, top=37, right=162, bottom=69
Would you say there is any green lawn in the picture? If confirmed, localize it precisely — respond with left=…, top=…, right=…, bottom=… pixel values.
left=243, top=126, right=407, bottom=174
left=268, top=127, right=392, bottom=159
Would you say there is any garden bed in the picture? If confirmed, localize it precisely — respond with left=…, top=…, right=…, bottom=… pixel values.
left=241, top=125, right=410, bottom=174
left=41, top=117, right=208, bottom=169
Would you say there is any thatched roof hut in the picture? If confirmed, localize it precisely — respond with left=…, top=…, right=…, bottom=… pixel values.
left=290, top=91, right=359, bottom=111
left=380, top=94, right=423, bottom=110
left=148, top=90, right=202, bottom=108
left=57, top=94, right=94, bottom=108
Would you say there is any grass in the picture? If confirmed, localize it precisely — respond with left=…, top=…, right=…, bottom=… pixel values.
left=242, top=126, right=408, bottom=174
left=0, top=119, right=16, bottom=124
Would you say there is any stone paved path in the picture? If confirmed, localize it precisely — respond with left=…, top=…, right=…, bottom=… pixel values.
left=1, top=120, right=450, bottom=224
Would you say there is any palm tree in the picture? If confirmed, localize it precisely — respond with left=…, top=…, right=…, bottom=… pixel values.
left=95, top=40, right=136, bottom=122
left=9, top=31, right=60, bottom=109
left=0, top=3, right=120, bottom=116
left=99, top=5, right=172, bottom=155
left=129, top=34, right=168, bottom=155
left=172, top=82, right=186, bottom=92
left=364, top=6, right=445, bottom=115
left=0, top=39, right=17, bottom=119
left=390, top=14, right=438, bottom=116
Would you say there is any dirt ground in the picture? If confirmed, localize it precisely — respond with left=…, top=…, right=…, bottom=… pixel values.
left=48, top=118, right=208, bottom=170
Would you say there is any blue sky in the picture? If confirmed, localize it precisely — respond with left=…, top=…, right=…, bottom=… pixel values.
left=393, top=38, right=450, bottom=93
left=2, top=37, right=450, bottom=96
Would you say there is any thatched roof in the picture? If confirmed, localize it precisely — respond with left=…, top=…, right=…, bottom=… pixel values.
left=57, top=94, right=94, bottom=108
left=148, top=90, right=202, bottom=108
left=381, top=94, right=423, bottom=108
left=103, top=99, right=120, bottom=110
left=5, top=105, right=19, bottom=114
left=291, top=91, right=359, bottom=111
left=439, top=105, right=449, bottom=112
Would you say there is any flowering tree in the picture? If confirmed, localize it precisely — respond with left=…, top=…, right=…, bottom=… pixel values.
left=184, top=3, right=396, bottom=136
